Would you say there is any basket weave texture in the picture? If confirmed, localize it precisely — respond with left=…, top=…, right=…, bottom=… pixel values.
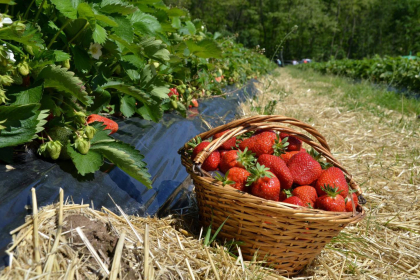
left=180, top=115, right=365, bottom=276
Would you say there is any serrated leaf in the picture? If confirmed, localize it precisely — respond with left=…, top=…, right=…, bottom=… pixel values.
left=0, top=23, right=44, bottom=48
left=37, top=65, right=92, bottom=106
left=137, top=102, right=162, bottom=122
left=95, top=14, right=118, bottom=27
left=8, top=83, right=43, bottom=105
left=100, top=81, right=152, bottom=105
left=0, top=104, right=48, bottom=148
left=89, top=88, right=111, bottom=114
left=90, top=141, right=152, bottom=188
left=50, top=0, right=78, bottom=19
left=93, top=25, right=107, bottom=44
left=71, top=46, right=92, bottom=72
left=120, top=95, right=137, bottom=117
left=100, top=0, right=137, bottom=15
left=90, top=123, right=114, bottom=144
left=112, top=16, right=133, bottom=43
left=185, top=39, right=222, bottom=59
left=132, top=11, right=162, bottom=36
left=67, top=143, right=104, bottom=176
left=139, top=37, right=170, bottom=62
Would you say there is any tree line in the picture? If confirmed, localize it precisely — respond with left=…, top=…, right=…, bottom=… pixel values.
left=163, top=0, right=420, bottom=61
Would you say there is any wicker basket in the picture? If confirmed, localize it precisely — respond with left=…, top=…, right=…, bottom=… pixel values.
left=179, top=115, right=365, bottom=276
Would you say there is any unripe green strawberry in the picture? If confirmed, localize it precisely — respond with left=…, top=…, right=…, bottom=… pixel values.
left=114, top=64, right=121, bottom=75
left=17, top=61, right=30, bottom=76
left=48, top=126, right=73, bottom=160
left=74, top=136, right=90, bottom=155
left=0, top=75, right=14, bottom=86
left=171, top=99, right=178, bottom=109
left=24, top=45, right=34, bottom=56
left=62, top=59, right=70, bottom=69
left=84, top=125, right=96, bottom=140
left=0, top=89, right=9, bottom=104
left=74, top=111, right=86, bottom=125
left=46, top=140, right=62, bottom=160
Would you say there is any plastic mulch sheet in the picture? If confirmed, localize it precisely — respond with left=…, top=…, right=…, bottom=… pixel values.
left=0, top=80, right=259, bottom=266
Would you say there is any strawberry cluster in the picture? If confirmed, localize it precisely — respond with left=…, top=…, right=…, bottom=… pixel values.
left=190, top=130, right=359, bottom=212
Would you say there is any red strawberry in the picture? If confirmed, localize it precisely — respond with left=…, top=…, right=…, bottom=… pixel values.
left=215, top=76, right=222, bottom=83
left=216, top=167, right=250, bottom=192
left=168, top=88, right=179, bottom=99
left=280, top=150, right=300, bottom=164
left=87, top=114, right=118, bottom=135
left=292, top=185, right=318, bottom=207
left=345, top=192, right=359, bottom=212
left=315, top=186, right=346, bottom=212
left=214, top=130, right=237, bottom=150
left=219, top=150, right=230, bottom=158
left=191, top=99, right=199, bottom=107
left=257, top=154, right=293, bottom=189
left=280, top=133, right=302, bottom=151
left=191, top=142, right=220, bottom=171
left=219, top=148, right=255, bottom=173
left=283, top=196, right=305, bottom=207
left=248, top=163, right=280, bottom=201
left=279, top=189, right=292, bottom=201
left=315, top=167, right=349, bottom=199
left=287, top=151, right=322, bottom=185
left=249, top=131, right=277, bottom=156
left=238, top=137, right=255, bottom=151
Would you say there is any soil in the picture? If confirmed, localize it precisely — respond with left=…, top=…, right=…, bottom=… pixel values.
left=63, top=214, right=136, bottom=279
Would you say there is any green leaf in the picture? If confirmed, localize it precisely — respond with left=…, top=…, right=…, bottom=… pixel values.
left=0, top=23, right=44, bottom=48
left=0, top=104, right=48, bottom=148
left=112, top=16, right=134, bottom=43
left=53, top=50, right=71, bottom=62
left=179, top=21, right=196, bottom=35
left=132, top=11, right=162, bottom=36
left=100, top=0, right=137, bottom=15
left=37, top=65, right=92, bottom=106
left=185, top=39, right=222, bottom=59
left=151, top=86, right=170, bottom=99
left=90, top=141, right=152, bottom=188
left=8, top=83, right=43, bottom=105
left=139, top=37, right=170, bottom=62
left=71, top=46, right=92, bottom=72
left=50, top=0, right=78, bottom=19
left=67, top=143, right=104, bottom=176
left=89, top=89, right=111, bottom=114
left=120, top=95, right=137, bottom=118
left=166, top=8, right=187, bottom=17
left=100, top=81, right=152, bottom=105
left=171, top=17, right=181, bottom=29
left=90, top=123, right=114, bottom=144
left=95, top=14, right=118, bottom=27
left=93, top=25, right=107, bottom=44
left=137, top=102, right=162, bottom=122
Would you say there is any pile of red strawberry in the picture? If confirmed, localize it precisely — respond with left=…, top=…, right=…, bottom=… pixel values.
left=190, top=130, right=358, bottom=212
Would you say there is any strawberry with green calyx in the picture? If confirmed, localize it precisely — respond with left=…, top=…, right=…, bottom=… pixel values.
left=283, top=196, right=305, bottom=207
left=84, top=125, right=96, bottom=140
left=292, top=185, right=318, bottom=207
left=74, top=111, right=87, bottom=126
left=48, top=126, right=73, bottom=160
left=87, top=114, right=118, bottom=135
left=315, top=185, right=345, bottom=212
left=239, top=131, right=277, bottom=157
left=74, top=135, right=90, bottom=155
left=308, top=148, right=334, bottom=169
left=46, top=140, right=63, bottom=160
left=272, top=135, right=289, bottom=156
left=247, top=163, right=281, bottom=201
left=214, top=130, right=237, bottom=150
left=280, top=133, right=302, bottom=151
left=187, top=136, right=202, bottom=152
left=37, top=143, right=48, bottom=158
left=280, top=150, right=301, bottom=164
left=287, top=150, right=323, bottom=185
left=219, top=148, right=256, bottom=173
left=315, top=167, right=349, bottom=198
left=345, top=190, right=359, bottom=212
left=17, top=61, right=30, bottom=76
left=215, top=167, right=250, bottom=192
left=279, top=189, right=292, bottom=201
left=257, top=154, right=293, bottom=190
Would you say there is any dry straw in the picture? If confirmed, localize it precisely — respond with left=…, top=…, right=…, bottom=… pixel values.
left=0, top=188, right=284, bottom=279
left=180, top=115, right=365, bottom=276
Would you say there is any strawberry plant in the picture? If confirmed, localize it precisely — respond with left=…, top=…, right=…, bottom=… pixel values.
left=0, top=0, right=274, bottom=186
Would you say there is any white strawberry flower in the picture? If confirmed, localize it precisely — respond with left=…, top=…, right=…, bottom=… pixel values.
left=2, top=43, right=15, bottom=63
left=0, top=14, right=13, bottom=28
left=88, top=43, right=102, bottom=60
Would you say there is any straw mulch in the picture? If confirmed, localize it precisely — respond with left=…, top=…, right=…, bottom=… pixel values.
left=239, top=68, right=420, bottom=279
left=0, top=188, right=284, bottom=280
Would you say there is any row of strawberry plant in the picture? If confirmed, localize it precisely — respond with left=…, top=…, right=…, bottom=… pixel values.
left=298, top=56, right=420, bottom=91
left=0, top=0, right=275, bottom=188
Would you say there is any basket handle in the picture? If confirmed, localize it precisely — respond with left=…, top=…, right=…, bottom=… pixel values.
left=185, top=115, right=364, bottom=199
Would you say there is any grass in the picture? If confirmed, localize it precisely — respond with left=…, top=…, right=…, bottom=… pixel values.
left=287, top=67, right=420, bottom=129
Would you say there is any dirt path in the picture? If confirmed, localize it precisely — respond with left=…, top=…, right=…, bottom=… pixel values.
left=241, top=68, right=420, bottom=279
